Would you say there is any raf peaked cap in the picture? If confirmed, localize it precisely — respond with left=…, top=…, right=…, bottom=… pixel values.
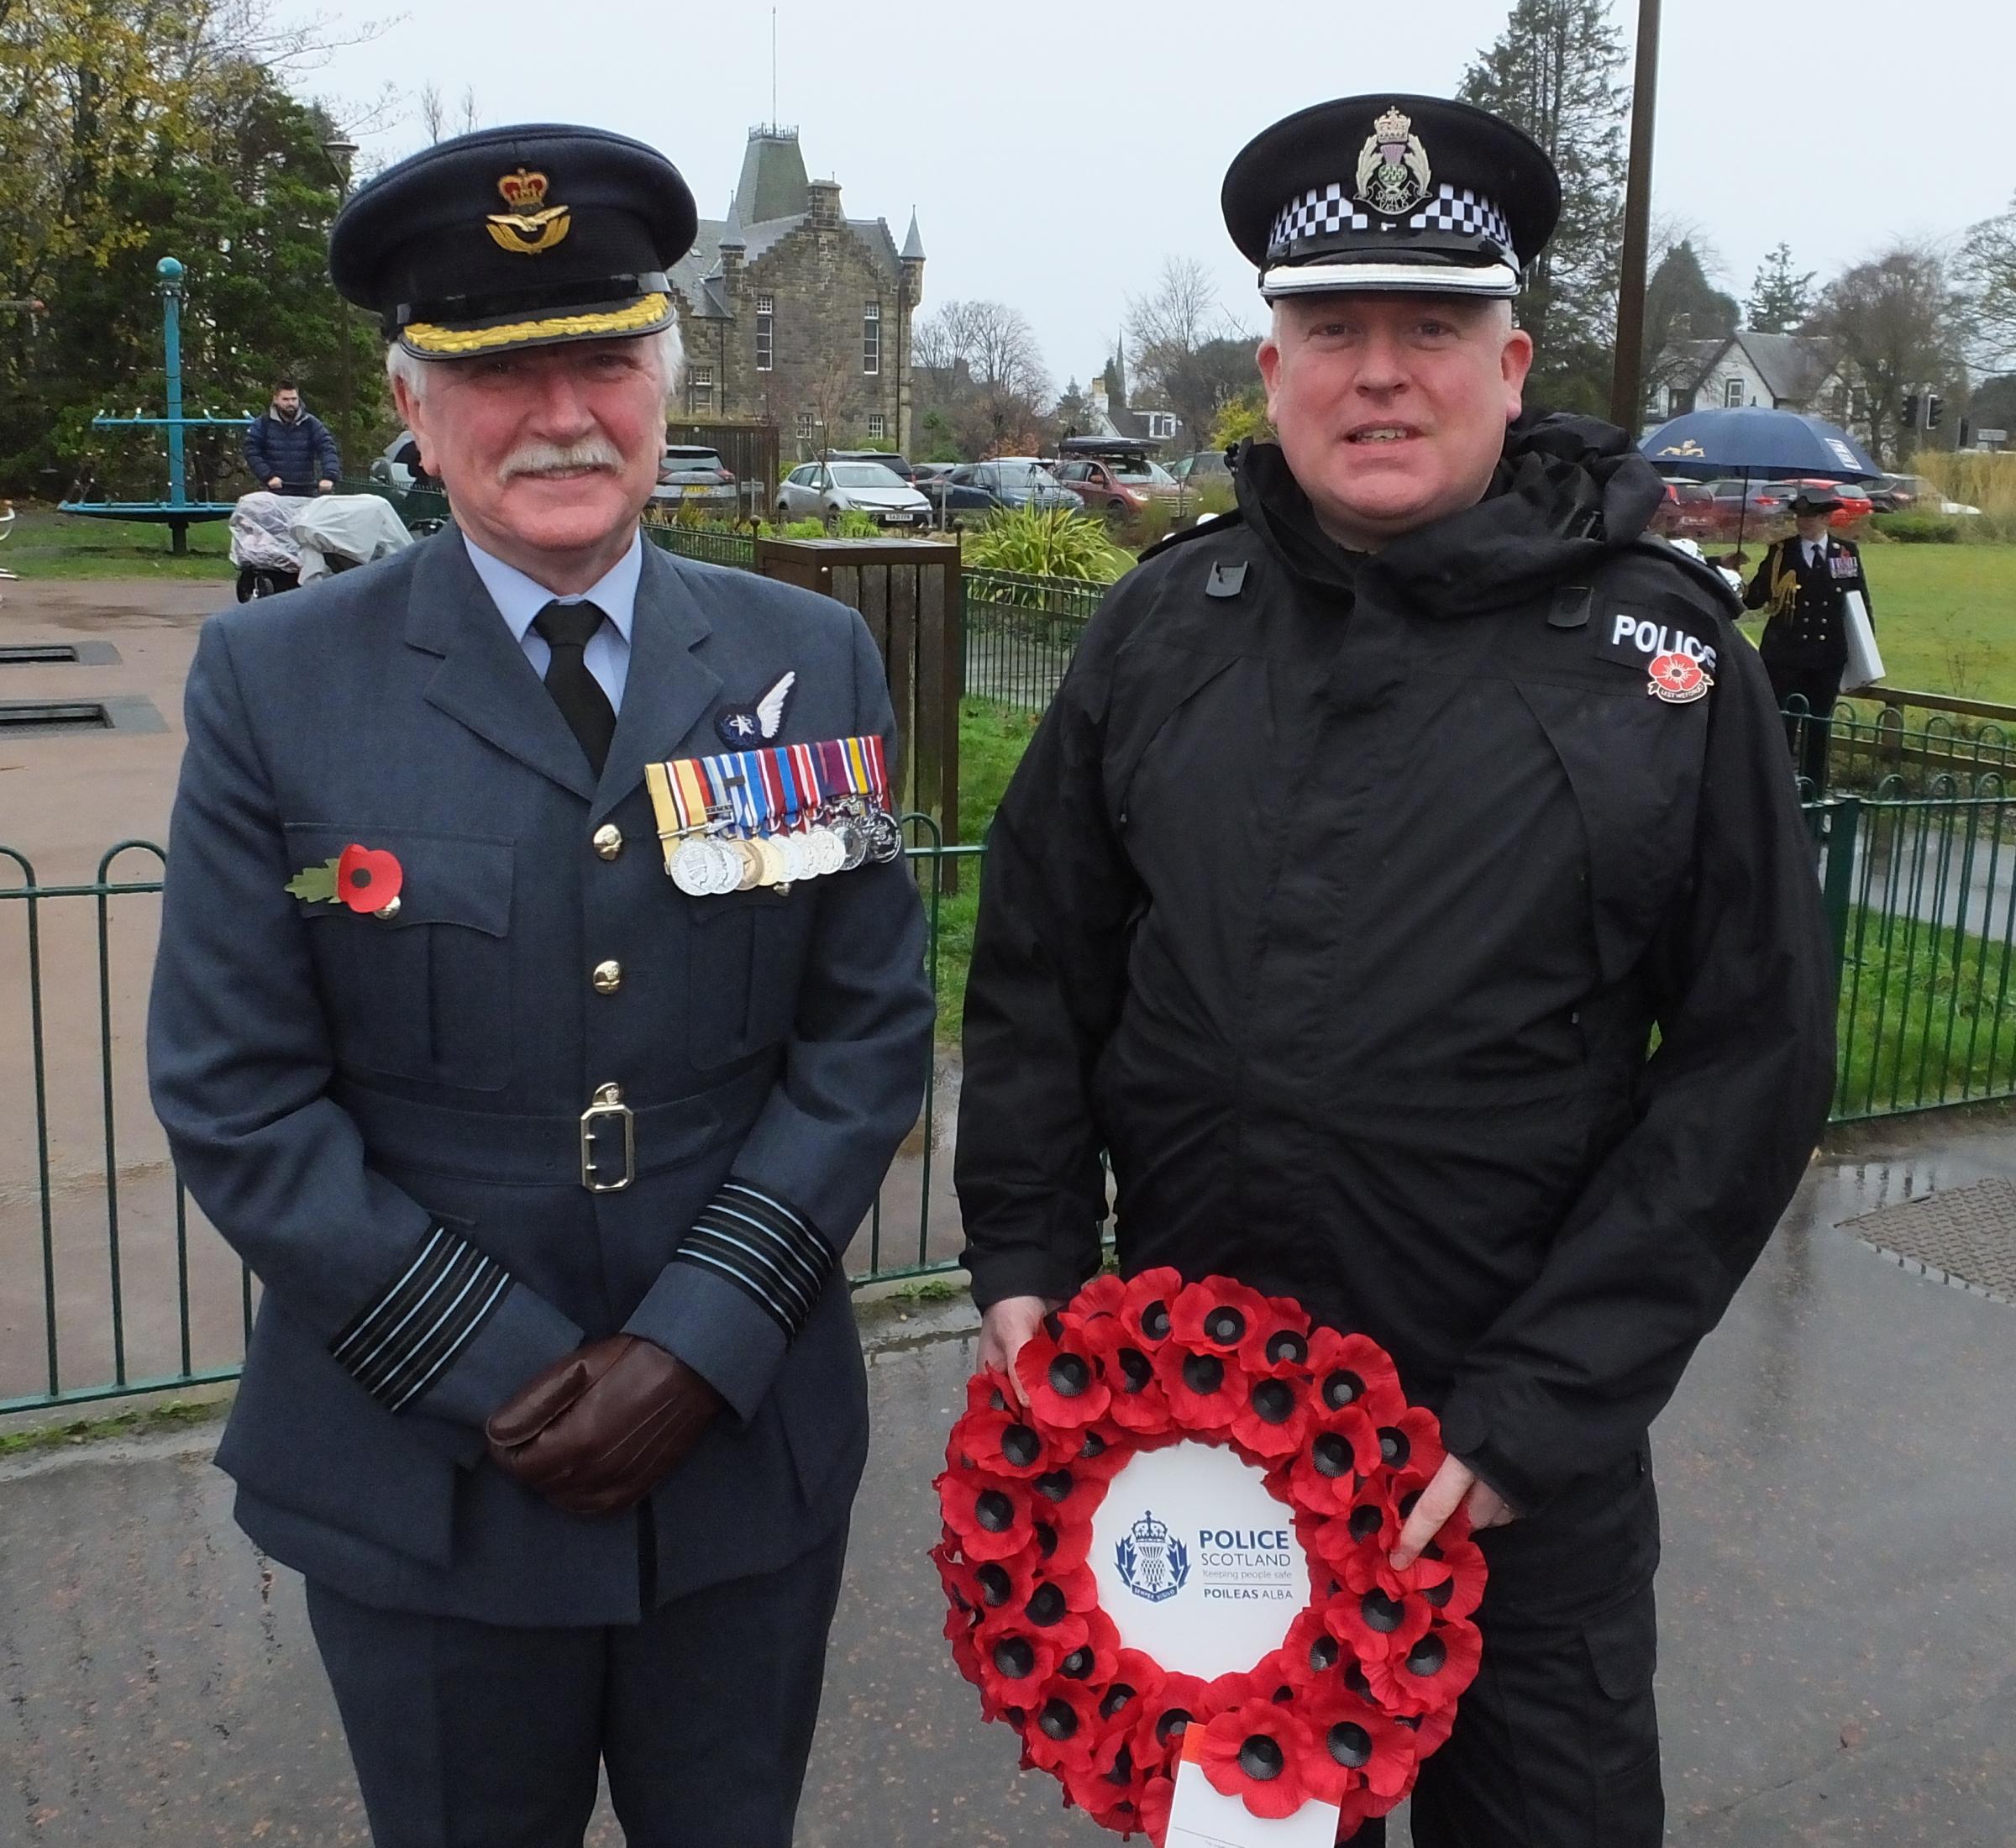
left=329, top=123, right=697, bottom=358
left=1222, top=95, right=1560, bottom=300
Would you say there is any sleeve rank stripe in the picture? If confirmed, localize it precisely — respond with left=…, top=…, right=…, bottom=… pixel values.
left=346, top=1240, right=491, bottom=1393
left=680, top=1226, right=817, bottom=1325
left=364, top=1252, right=508, bottom=1405
left=695, top=1200, right=827, bottom=1297
left=329, top=1226, right=515, bottom=1410
left=672, top=1247, right=799, bottom=1337
left=716, top=1181, right=832, bottom=1278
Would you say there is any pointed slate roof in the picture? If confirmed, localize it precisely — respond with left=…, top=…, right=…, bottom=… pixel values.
left=901, top=210, right=925, bottom=263
left=719, top=192, right=745, bottom=249
left=736, top=128, right=810, bottom=225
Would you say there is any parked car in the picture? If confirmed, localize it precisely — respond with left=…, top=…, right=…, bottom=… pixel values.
left=1867, top=473, right=1979, bottom=517
left=1168, top=449, right=1233, bottom=487
left=828, top=449, right=918, bottom=486
left=651, top=444, right=738, bottom=513
left=937, top=458, right=1083, bottom=520
left=1649, top=478, right=1717, bottom=540
left=774, top=459, right=932, bottom=527
left=1051, top=438, right=1184, bottom=515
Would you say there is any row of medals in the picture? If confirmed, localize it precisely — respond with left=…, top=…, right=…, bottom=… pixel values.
left=669, top=798, right=904, bottom=896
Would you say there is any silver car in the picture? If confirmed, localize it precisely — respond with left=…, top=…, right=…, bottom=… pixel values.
left=650, top=445, right=739, bottom=513
left=775, top=459, right=932, bottom=528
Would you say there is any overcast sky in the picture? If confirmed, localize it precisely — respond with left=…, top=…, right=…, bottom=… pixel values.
left=288, top=0, right=2015, bottom=399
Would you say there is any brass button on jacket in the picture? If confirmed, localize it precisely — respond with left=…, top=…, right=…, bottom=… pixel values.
left=592, top=824, right=623, bottom=861
left=591, top=959, right=623, bottom=995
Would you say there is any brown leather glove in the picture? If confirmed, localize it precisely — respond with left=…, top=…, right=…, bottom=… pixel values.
left=485, top=1333, right=722, bottom=1517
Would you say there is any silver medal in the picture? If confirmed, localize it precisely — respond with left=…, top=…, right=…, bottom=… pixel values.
left=671, top=837, right=717, bottom=896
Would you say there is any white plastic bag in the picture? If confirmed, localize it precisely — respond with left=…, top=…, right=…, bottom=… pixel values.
left=1841, top=589, right=1884, bottom=691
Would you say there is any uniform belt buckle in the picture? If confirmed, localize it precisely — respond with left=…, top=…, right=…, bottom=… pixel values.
left=580, top=1084, right=635, bottom=1193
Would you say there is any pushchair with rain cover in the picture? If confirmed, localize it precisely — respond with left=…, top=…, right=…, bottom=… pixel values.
left=229, top=491, right=415, bottom=601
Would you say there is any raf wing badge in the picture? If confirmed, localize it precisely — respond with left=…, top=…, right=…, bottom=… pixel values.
left=286, top=843, right=406, bottom=918
left=715, top=670, right=797, bottom=747
left=644, top=736, right=901, bottom=896
left=486, top=168, right=572, bottom=256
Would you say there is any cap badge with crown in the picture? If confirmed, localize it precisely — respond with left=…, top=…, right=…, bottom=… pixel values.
left=486, top=169, right=572, bottom=255
left=1355, top=105, right=1433, bottom=218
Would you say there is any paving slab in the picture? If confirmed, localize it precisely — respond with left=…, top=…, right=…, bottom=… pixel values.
left=4, top=1115, right=2016, bottom=1845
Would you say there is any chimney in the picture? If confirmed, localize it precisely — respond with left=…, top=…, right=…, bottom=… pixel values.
left=717, top=192, right=745, bottom=300
left=807, top=178, right=843, bottom=229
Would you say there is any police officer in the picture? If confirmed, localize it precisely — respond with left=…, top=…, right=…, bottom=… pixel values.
left=955, top=96, right=1835, bottom=1847
left=1746, top=488, right=1876, bottom=792
left=149, top=125, right=933, bottom=1846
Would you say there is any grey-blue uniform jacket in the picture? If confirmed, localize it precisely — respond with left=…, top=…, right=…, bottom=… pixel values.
left=148, top=532, right=934, bottom=1625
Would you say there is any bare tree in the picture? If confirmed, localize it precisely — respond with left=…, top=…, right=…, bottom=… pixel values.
left=1959, top=194, right=2016, bottom=367
left=1124, top=256, right=1255, bottom=449
left=1817, top=242, right=1967, bottom=464
left=797, top=329, right=860, bottom=463
left=912, top=298, right=1049, bottom=455
left=417, top=83, right=481, bottom=145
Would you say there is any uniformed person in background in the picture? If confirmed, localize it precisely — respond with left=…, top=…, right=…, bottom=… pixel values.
left=955, top=95, right=1836, bottom=1847
left=1745, top=487, right=1875, bottom=792
left=149, top=124, right=933, bottom=1847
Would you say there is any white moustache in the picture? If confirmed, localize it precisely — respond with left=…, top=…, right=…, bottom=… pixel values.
left=499, top=438, right=624, bottom=482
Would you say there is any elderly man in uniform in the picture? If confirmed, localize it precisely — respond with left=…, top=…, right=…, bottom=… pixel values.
left=149, top=124, right=932, bottom=1847
left=955, top=96, right=1835, bottom=1846
left=1745, top=487, right=1875, bottom=792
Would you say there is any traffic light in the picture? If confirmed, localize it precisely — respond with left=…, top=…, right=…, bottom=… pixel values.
left=1899, top=393, right=1921, bottom=431
left=1927, top=394, right=1944, bottom=430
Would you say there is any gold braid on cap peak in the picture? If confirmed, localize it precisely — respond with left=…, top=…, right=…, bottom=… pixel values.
left=402, top=291, right=670, bottom=356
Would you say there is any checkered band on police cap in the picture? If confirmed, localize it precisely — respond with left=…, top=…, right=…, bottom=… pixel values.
left=1268, top=182, right=1515, bottom=263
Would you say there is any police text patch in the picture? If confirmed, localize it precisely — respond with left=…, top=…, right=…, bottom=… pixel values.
left=1597, top=612, right=1718, bottom=677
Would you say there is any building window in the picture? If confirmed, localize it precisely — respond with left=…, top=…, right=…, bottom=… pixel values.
left=863, top=299, right=880, bottom=376
left=755, top=294, right=774, bottom=372
left=1667, top=387, right=1689, bottom=417
left=796, top=411, right=816, bottom=443
left=689, top=365, right=714, bottom=414
left=866, top=412, right=886, bottom=440
left=1146, top=412, right=1176, bottom=440
left=1723, top=377, right=1745, bottom=408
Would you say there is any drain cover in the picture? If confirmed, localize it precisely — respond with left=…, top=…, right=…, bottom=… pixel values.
left=1840, top=1178, right=2016, bottom=1303
left=0, top=700, right=110, bottom=734
left=0, top=644, right=79, bottom=664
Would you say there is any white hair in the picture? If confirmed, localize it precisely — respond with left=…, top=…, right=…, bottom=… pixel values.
left=385, top=318, right=684, bottom=407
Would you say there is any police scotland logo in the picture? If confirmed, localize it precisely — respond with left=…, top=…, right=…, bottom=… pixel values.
left=1355, top=106, right=1433, bottom=218
left=1115, top=1509, right=1190, bottom=1604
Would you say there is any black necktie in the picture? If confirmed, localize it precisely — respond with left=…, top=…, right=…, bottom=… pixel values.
left=532, top=601, right=617, bottom=777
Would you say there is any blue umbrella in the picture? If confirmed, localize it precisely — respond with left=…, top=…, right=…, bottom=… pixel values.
left=1639, top=407, right=1882, bottom=556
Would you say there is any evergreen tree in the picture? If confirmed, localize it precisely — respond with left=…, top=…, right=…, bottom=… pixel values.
left=1746, top=244, right=1816, bottom=334
left=1640, top=239, right=1739, bottom=415
left=1459, top=0, right=1629, bottom=416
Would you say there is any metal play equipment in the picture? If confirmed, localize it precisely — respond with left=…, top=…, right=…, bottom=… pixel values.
left=59, top=257, right=250, bottom=554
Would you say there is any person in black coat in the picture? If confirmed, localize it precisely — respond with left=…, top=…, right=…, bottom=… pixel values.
left=1744, top=488, right=1875, bottom=792
left=244, top=379, right=341, bottom=495
left=955, top=94, right=1836, bottom=1848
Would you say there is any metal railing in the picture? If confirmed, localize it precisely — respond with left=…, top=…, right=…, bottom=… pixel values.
left=642, top=515, right=759, bottom=572
left=962, top=569, right=1104, bottom=711
left=1793, top=695, right=2016, bottom=800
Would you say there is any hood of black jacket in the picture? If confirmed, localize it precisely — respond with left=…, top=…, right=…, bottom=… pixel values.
left=1235, top=411, right=1667, bottom=617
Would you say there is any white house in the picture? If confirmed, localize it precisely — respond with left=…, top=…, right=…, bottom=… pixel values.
left=1648, top=330, right=1853, bottom=426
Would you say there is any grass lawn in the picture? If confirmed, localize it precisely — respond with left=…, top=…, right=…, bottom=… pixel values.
left=3, top=502, right=234, bottom=580
left=1737, top=542, right=2016, bottom=705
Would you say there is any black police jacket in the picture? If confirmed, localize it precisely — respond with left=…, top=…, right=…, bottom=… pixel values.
left=955, top=417, right=1836, bottom=1516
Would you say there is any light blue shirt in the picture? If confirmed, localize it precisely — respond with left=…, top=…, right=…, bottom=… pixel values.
left=463, top=531, right=643, bottom=711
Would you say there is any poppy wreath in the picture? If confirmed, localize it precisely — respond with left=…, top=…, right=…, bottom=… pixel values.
left=934, top=1269, right=1486, bottom=1843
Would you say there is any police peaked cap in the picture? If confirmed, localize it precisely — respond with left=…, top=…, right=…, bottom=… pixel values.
left=329, top=123, right=697, bottom=358
left=1221, top=95, right=1560, bottom=300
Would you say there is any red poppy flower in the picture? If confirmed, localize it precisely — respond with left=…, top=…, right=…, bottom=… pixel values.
left=1059, top=1750, right=1145, bottom=1833
left=1198, top=1697, right=1321, bottom=1820
left=334, top=843, right=403, bottom=915
left=1305, top=1327, right=1407, bottom=1427
left=1171, top=1277, right=1274, bottom=1356
left=1023, top=1677, right=1105, bottom=1776
left=1328, top=1557, right=1434, bottom=1663
left=1239, top=1294, right=1318, bottom=1377
left=1229, top=1368, right=1315, bottom=1458
left=1048, top=1605, right=1124, bottom=1692
left=948, top=1399, right=1054, bottom=1479
left=1406, top=1530, right=1487, bottom=1621
left=1128, top=1667, right=1210, bottom=1777
left=1070, top=1273, right=1128, bottom=1323
left=1285, top=1406, right=1382, bottom=1514
left=1118, top=1266, right=1186, bottom=1347
left=1016, top=1324, right=1113, bottom=1431
left=938, top=1470, right=1037, bottom=1563
left=1065, top=1422, right=1133, bottom=1481
left=1151, top=1339, right=1243, bottom=1431
left=1374, top=1404, right=1447, bottom=1489
left=942, top=1601, right=984, bottom=1687
left=964, top=1372, right=1015, bottom=1417
left=1300, top=1688, right=1420, bottom=1806
left=1401, top=1698, right=1457, bottom=1756
left=1364, top=1614, right=1483, bottom=1716
left=1079, top=1315, right=1173, bottom=1436
left=1273, top=1605, right=1351, bottom=1694
left=1134, top=1772, right=1174, bottom=1843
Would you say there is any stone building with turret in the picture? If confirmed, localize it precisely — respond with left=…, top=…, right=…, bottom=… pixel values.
left=669, top=124, right=923, bottom=458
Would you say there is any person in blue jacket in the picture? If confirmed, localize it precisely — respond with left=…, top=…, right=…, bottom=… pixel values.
left=150, top=123, right=933, bottom=1847
left=243, top=378, right=341, bottom=495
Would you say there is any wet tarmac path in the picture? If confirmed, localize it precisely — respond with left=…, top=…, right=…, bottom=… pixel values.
left=3, top=1113, right=2013, bottom=1845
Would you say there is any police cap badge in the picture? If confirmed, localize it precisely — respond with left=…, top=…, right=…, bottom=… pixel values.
left=329, top=123, right=697, bottom=359
left=1221, top=94, right=1561, bottom=301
